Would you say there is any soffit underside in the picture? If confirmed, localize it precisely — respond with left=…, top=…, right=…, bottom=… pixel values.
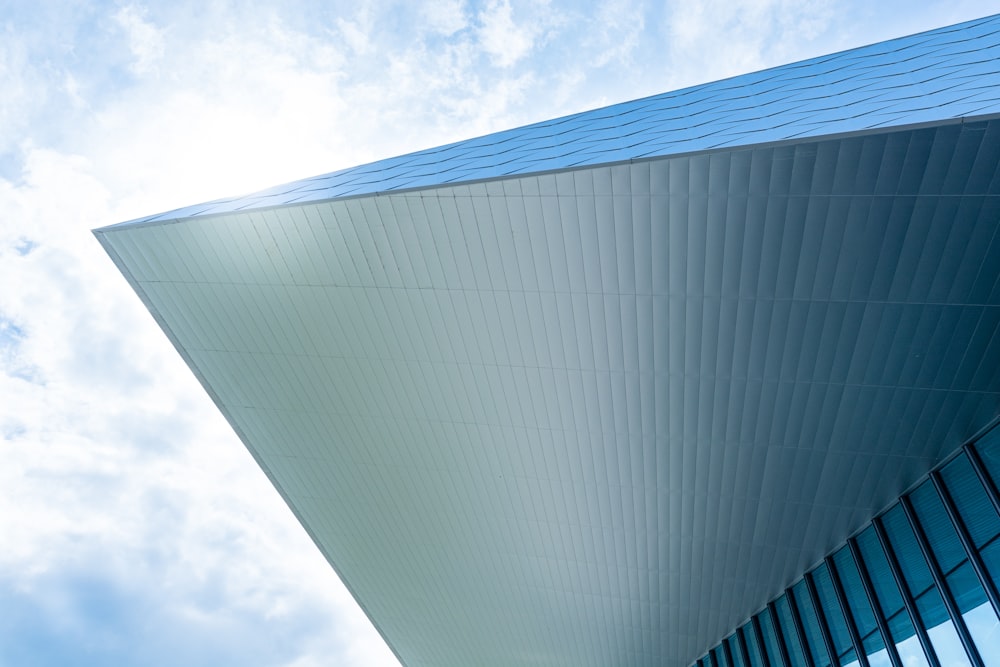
left=98, top=121, right=1000, bottom=667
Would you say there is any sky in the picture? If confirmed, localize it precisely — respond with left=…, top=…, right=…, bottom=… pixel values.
left=2, top=1, right=999, bottom=666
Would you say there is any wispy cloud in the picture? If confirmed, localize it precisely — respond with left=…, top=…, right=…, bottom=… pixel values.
left=475, top=0, right=540, bottom=67
left=114, top=5, right=166, bottom=75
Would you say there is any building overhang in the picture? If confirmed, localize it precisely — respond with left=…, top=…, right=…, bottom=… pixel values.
left=96, top=118, right=1000, bottom=666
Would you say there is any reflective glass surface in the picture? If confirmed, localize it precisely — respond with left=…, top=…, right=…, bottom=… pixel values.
left=694, top=424, right=1000, bottom=667
left=759, top=610, right=785, bottom=667
left=880, top=506, right=971, bottom=667
left=855, top=526, right=930, bottom=667
left=727, top=635, right=746, bottom=667
left=831, top=546, right=891, bottom=666
left=942, top=452, right=1000, bottom=585
left=774, top=595, right=807, bottom=667
left=977, top=429, right=1000, bottom=493
left=792, top=581, right=833, bottom=667
left=812, top=563, right=859, bottom=665
left=743, top=623, right=765, bottom=667
left=910, top=481, right=1000, bottom=659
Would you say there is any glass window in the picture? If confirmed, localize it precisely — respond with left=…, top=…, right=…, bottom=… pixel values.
left=714, top=644, right=730, bottom=667
left=759, top=609, right=786, bottom=667
left=855, top=525, right=930, bottom=667
left=941, top=454, right=1000, bottom=548
left=910, top=480, right=1000, bottom=659
left=743, top=622, right=765, bottom=667
left=881, top=505, right=972, bottom=666
left=775, top=594, right=808, bottom=667
left=792, top=580, right=832, bottom=667
left=941, top=452, right=1000, bottom=586
left=727, top=633, right=747, bottom=667
left=974, top=427, right=1000, bottom=494
left=811, top=563, right=860, bottom=666
left=831, top=546, right=892, bottom=666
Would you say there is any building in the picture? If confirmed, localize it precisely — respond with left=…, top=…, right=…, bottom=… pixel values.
left=95, top=14, right=1000, bottom=667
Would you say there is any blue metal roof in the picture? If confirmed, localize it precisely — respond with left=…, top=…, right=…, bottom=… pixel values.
left=113, top=13, right=1000, bottom=227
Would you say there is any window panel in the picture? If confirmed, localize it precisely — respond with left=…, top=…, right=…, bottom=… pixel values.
left=759, top=609, right=785, bottom=667
left=728, top=634, right=747, bottom=667
left=775, top=594, right=808, bottom=667
left=832, top=548, right=879, bottom=640
left=941, top=452, right=1000, bottom=586
left=792, top=580, right=833, bottom=667
left=811, top=563, right=856, bottom=662
left=974, top=428, right=1000, bottom=493
left=911, top=482, right=967, bottom=574
left=981, top=539, right=1000, bottom=594
left=880, top=506, right=972, bottom=666
left=910, top=480, right=1000, bottom=659
left=948, top=561, right=1000, bottom=659
left=678, top=428, right=1000, bottom=667
left=941, top=454, right=1000, bottom=549
left=743, top=622, right=765, bottom=667
left=855, top=526, right=930, bottom=667
left=832, top=546, right=890, bottom=665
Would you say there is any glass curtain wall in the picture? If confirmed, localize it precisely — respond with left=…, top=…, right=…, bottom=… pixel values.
left=693, top=423, right=1000, bottom=667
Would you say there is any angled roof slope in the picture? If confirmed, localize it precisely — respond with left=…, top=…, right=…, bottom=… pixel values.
left=108, top=13, right=1000, bottom=229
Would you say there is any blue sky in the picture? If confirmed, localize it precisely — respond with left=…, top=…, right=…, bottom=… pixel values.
left=2, top=1, right=999, bottom=665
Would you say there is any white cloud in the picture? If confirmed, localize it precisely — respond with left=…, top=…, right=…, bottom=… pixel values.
left=0, top=30, right=49, bottom=162
left=0, top=84, right=400, bottom=667
left=114, top=4, right=167, bottom=75
left=421, top=0, right=469, bottom=35
left=665, top=0, right=837, bottom=88
left=584, top=0, right=645, bottom=68
left=475, top=0, right=538, bottom=68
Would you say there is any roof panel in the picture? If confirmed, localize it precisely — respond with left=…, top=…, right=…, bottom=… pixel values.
left=101, top=13, right=1000, bottom=230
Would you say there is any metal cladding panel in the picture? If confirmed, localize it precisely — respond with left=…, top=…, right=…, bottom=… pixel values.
left=97, top=121, right=1000, bottom=667
left=104, top=13, right=1000, bottom=228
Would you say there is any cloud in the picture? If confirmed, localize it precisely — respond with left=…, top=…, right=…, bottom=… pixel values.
left=421, top=0, right=469, bottom=35
left=475, top=0, right=539, bottom=68
left=114, top=5, right=166, bottom=75
left=665, top=0, right=837, bottom=88
left=0, top=120, right=400, bottom=667
left=582, top=0, right=645, bottom=68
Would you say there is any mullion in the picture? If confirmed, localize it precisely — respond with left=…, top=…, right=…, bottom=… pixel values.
left=724, top=634, right=737, bottom=667
left=786, top=586, right=816, bottom=667
left=980, top=532, right=1000, bottom=552
left=825, top=555, right=870, bottom=667
left=767, top=602, right=792, bottom=667
left=752, top=614, right=771, bottom=667
left=804, top=572, right=839, bottom=667
left=738, top=626, right=754, bottom=667
left=900, top=495, right=984, bottom=667
left=966, top=442, right=1000, bottom=520
left=848, top=538, right=903, bottom=667
left=716, top=644, right=731, bottom=667
left=932, top=470, right=1000, bottom=614
left=872, top=516, right=940, bottom=667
